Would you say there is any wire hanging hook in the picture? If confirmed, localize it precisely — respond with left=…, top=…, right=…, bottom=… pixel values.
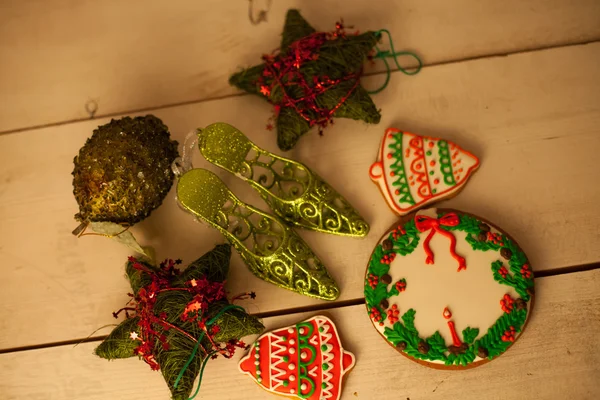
left=171, top=130, right=199, bottom=177
left=248, top=0, right=272, bottom=25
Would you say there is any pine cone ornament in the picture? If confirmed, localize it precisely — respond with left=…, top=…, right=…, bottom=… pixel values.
left=72, top=115, right=179, bottom=226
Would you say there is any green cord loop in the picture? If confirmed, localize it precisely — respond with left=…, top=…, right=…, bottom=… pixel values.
left=172, top=304, right=246, bottom=396
left=188, top=350, right=219, bottom=400
left=367, top=29, right=422, bottom=95
left=173, top=332, right=205, bottom=390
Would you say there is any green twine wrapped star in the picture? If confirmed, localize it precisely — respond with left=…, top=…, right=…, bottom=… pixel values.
left=95, top=244, right=264, bottom=400
left=230, top=9, right=381, bottom=151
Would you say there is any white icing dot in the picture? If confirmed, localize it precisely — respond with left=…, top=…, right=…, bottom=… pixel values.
left=290, top=389, right=295, bottom=394
left=257, top=377, right=262, bottom=383
left=256, top=370, right=261, bottom=375
left=299, top=327, right=305, bottom=335
left=289, top=339, right=296, bottom=345
left=288, top=363, right=296, bottom=370
left=288, top=328, right=294, bottom=334
left=289, top=375, right=296, bottom=382
left=289, top=348, right=296, bottom=354
left=254, top=361, right=260, bottom=365
left=301, top=352, right=308, bottom=359
left=255, top=353, right=260, bottom=359
left=301, top=383, right=307, bottom=391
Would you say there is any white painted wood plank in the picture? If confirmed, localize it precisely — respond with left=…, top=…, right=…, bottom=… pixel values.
left=1, top=0, right=600, bottom=132
left=1, top=270, right=598, bottom=400
left=1, top=43, right=599, bottom=349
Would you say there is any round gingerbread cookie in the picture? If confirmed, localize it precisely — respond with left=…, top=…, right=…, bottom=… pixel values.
left=364, top=208, right=534, bottom=369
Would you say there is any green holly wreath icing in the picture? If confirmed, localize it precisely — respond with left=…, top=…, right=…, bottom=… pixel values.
left=364, top=210, right=534, bottom=367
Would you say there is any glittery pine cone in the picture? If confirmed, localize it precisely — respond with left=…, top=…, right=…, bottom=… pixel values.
left=72, top=115, right=179, bottom=226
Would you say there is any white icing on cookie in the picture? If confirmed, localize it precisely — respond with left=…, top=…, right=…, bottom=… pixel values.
left=370, top=129, right=479, bottom=215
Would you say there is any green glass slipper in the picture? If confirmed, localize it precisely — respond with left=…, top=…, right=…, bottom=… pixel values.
left=196, top=123, right=369, bottom=237
left=177, top=168, right=340, bottom=301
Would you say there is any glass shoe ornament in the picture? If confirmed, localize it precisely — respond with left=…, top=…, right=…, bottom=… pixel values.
left=177, top=168, right=340, bottom=301
left=197, top=122, right=369, bottom=237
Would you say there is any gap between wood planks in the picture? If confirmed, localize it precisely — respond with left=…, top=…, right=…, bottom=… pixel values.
left=0, top=261, right=597, bottom=355
left=1, top=39, right=599, bottom=136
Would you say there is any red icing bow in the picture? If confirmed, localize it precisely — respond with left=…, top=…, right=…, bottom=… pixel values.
left=414, top=213, right=467, bottom=271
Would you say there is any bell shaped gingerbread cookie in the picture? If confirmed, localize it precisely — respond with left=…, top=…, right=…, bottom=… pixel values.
left=239, top=316, right=355, bottom=400
left=369, top=128, right=479, bottom=215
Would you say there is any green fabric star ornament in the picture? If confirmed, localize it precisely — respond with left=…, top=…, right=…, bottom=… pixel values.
left=95, top=244, right=264, bottom=400
left=229, top=9, right=381, bottom=151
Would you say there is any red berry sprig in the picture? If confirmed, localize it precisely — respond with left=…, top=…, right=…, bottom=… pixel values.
left=500, top=294, right=514, bottom=313
left=498, top=265, right=509, bottom=279
left=380, top=253, right=396, bottom=264
left=391, top=225, right=406, bottom=240
left=520, top=264, right=532, bottom=279
left=387, top=304, right=400, bottom=324
left=501, top=326, right=517, bottom=342
left=367, top=274, right=379, bottom=289
left=395, top=279, right=407, bottom=292
left=369, top=306, right=383, bottom=326
left=487, top=232, right=504, bottom=246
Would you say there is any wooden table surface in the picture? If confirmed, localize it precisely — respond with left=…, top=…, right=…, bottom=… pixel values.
left=1, top=1, right=599, bottom=399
